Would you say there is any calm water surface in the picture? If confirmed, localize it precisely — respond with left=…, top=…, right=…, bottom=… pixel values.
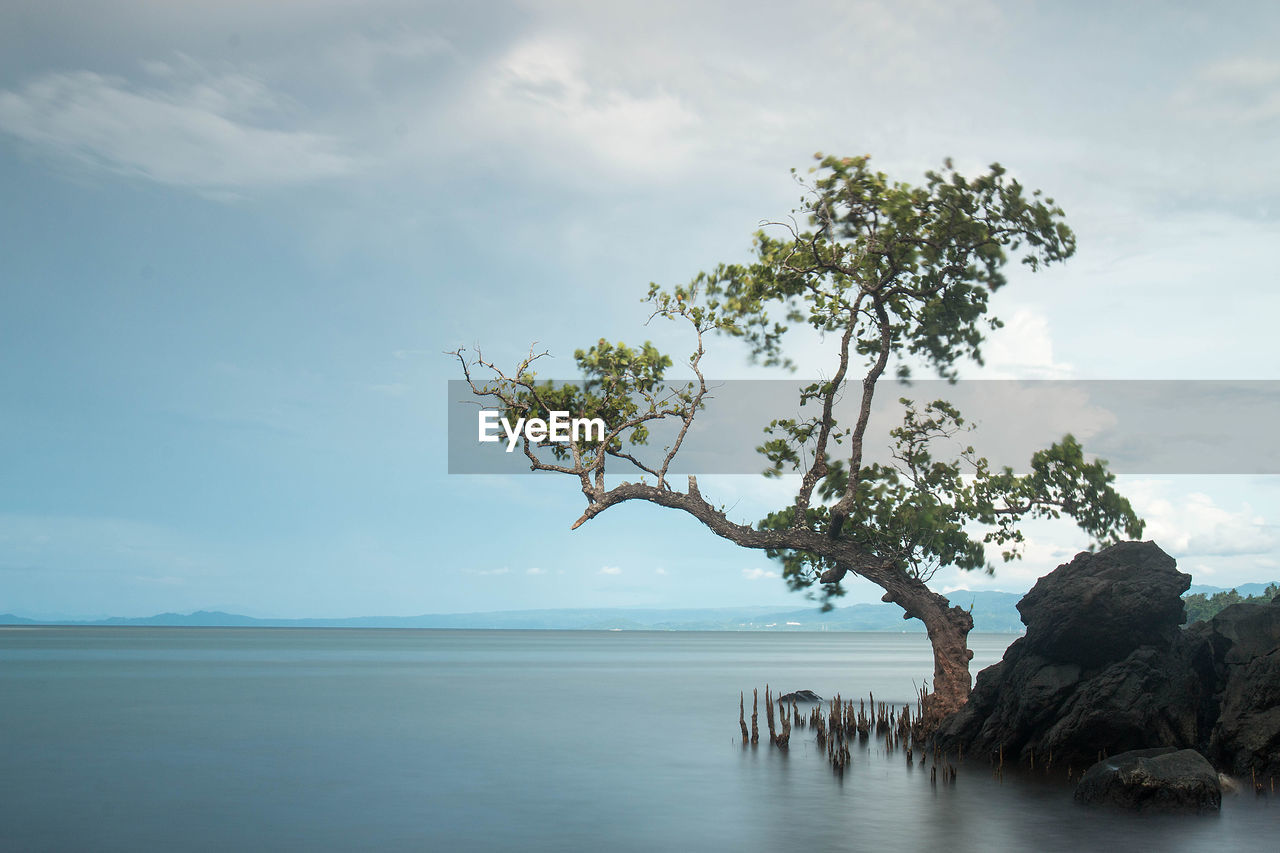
left=1, top=628, right=1272, bottom=851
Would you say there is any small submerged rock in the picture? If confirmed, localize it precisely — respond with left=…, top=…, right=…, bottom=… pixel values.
left=1073, top=748, right=1221, bottom=813
left=778, top=690, right=822, bottom=703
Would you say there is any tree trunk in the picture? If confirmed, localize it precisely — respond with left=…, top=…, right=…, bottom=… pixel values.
left=573, top=482, right=980, bottom=720
left=877, top=572, right=975, bottom=721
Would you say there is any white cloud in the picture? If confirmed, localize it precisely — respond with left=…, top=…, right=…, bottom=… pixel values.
left=939, top=533, right=1086, bottom=595
left=931, top=380, right=1118, bottom=471
left=924, top=474, right=1280, bottom=597
left=465, top=567, right=510, bottom=576
left=481, top=37, right=699, bottom=176
left=698, top=475, right=800, bottom=523
left=976, top=307, right=1074, bottom=379
left=0, top=64, right=356, bottom=194
left=1126, top=480, right=1278, bottom=558
left=742, top=568, right=779, bottom=581
left=654, top=567, right=667, bottom=575
left=598, top=565, right=622, bottom=575
left=1172, top=56, right=1280, bottom=124
left=526, top=567, right=545, bottom=575
left=132, top=574, right=186, bottom=586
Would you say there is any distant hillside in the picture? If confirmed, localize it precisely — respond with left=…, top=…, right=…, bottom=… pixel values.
left=6, top=584, right=1272, bottom=633
left=0, top=591, right=1026, bottom=633
left=1187, top=582, right=1279, bottom=598
left=1184, top=583, right=1279, bottom=624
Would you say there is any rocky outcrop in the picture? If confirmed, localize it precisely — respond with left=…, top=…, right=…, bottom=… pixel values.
left=1016, top=542, right=1188, bottom=667
left=1205, top=599, right=1280, bottom=778
left=934, top=541, right=1280, bottom=783
left=1073, top=748, right=1221, bottom=812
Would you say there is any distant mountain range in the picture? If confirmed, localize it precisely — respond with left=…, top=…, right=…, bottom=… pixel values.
left=1, top=591, right=1025, bottom=632
left=1186, top=582, right=1277, bottom=598
left=4, top=584, right=1271, bottom=633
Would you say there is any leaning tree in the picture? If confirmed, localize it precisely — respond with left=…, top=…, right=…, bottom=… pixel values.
left=454, top=154, right=1143, bottom=718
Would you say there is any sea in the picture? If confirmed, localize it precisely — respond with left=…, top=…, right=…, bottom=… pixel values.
left=1, top=628, right=1273, bottom=851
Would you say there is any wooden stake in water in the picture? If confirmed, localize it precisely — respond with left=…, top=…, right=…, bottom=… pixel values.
left=765, top=685, right=777, bottom=746
left=751, top=689, right=759, bottom=746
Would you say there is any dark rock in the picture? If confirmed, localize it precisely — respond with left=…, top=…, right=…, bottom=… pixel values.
left=955, top=644, right=1083, bottom=753
left=1207, top=598, right=1280, bottom=779
left=1211, top=650, right=1280, bottom=778
left=935, top=542, right=1201, bottom=768
left=1017, top=541, right=1189, bottom=668
left=1073, top=748, right=1221, bottom=812
left=778, top=690, right=822, bottom=703
left=935, top=541, right=1280, bottom=785
left=1039, top=647, right=1204, bottom=763
left=935, top=639, right=1206, bottom=769
left=1209, top=599, right=1280, bottom=666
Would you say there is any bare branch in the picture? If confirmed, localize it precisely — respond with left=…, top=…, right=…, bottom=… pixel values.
left=827, top=296, right=894, bottom=535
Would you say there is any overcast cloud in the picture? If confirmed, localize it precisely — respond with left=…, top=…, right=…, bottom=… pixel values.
left=2, top=0, right=1277, bottom=617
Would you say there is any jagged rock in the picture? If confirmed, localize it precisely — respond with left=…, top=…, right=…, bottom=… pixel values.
left=1038, top=647, right=1205, bottom=763
left=935, top=541, right=1280, bottom=785
left=937, top=643, right=1080, bottom=755
left=1210, top=599, right=1280, bottom=665
left=1207, top=599, right=1280, bottom=779
left=1074, top=748, right=1221, bottom=812
left=935, top=542, right=1198, bottom=768
left=1017, top=541, right=1189, bottom=668
left=777, top=690, right=822, bottom=703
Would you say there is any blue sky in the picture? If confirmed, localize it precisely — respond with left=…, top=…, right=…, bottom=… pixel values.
left=2, top=0, right=1278, bottom=618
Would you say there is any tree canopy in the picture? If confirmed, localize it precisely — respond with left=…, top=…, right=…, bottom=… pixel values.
left=454, top=154, right=1144, bottom=716
left=1184, top=584, right=1280, bottom=624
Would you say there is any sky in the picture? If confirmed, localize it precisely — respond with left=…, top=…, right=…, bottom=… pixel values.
left=1, top=0, right=1278, bottom=619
